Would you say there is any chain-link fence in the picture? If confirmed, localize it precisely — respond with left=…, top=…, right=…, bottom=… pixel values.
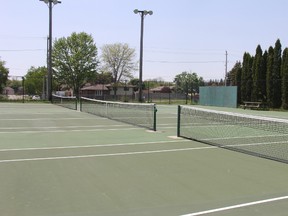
left=0, top=76, right=47, bottom=102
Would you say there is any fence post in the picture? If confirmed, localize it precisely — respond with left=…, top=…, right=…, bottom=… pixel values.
left=177, top=105, right=181, bottom=137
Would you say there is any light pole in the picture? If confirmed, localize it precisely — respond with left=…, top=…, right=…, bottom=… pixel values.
left=134, top=9, right=153, bottom=102
left=40, top=0, right=61, bottom=102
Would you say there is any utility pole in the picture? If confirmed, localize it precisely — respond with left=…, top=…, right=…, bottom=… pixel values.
left=225, top=50, right=228, bottom=86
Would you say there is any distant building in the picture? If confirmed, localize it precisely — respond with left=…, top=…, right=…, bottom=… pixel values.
left=150, top=86, right=172, bottom=93
left=2, top=87, right=15, bottom=95
left=80, top=84, right=110, bottom=98
left=80, top=83, right=135, bottom=100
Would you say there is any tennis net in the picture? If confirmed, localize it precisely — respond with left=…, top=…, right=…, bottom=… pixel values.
left=52, top=94, right=77, bottom=110
left=177, top=105, right=288, bottom=164
left=80, top=97, right=157, bottom=131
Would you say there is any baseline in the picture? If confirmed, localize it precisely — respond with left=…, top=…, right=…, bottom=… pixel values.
left=180, top=195, right=288, bottom=216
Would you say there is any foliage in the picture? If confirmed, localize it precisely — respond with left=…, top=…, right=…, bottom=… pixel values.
left=174, top=71, right=204, bottom=94
left=24, top=66, right=47, bottom=96
left=251, top=45, right=264, bottom=101
left=271, top=39, right=282, bottom=108
left=101, top=43, right=137, bottom=83
left=225, top=39, right=288, bottom=109
left=0, top=59, right=9, bottom=93
left=52, top=32, right=99, bottom=97
left=226, top=61, right=242, bottom=104
left=95, top=72, right=113, bottom=84
left=266, top=46, right=274, bottom=107
left=240, top=52, right=253, bottom=102
left=281, top=48, right=288, bottom=109
left=226, top=61, right=241, bottom=86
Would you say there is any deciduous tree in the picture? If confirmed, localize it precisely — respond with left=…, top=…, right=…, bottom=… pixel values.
left=101, top=43, right=137, bottom=84
left=24, top=66, right=47, bottom=97
left=0, top=59, right=9, bottom=93
left=52, top=32, right=99, bottom=98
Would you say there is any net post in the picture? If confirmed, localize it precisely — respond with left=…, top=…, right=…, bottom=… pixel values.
left=177, top=105, right=181, bottom=137
left=153, top=104, right=157, bottom=131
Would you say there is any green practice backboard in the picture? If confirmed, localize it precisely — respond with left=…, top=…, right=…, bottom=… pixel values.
left=199, top=86, right=237, bottom=108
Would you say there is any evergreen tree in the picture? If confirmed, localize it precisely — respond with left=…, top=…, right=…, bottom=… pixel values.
left=227, top=61, right=242, bottom=104
left=281, top=48, right=288, bottom=109
left=261, top=50, right=268, bottom=102
left=227, top=61, right=241, bottom=86
left=266, top=46, right=274, bottom=107
left=271, top=39, right=282, bottom=108
left=251, top=45, right=263, bottom=101
left=241, top=53, right=253, bottom=102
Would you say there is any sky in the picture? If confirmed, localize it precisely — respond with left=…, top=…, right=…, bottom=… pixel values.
left=1, top=0, right=288, bottom=82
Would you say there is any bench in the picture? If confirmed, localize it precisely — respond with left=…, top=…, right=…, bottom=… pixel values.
left=240, top=101, right=267, bottom=110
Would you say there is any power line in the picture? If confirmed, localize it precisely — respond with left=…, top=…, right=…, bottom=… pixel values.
left=0, top=35, right=46, bottom=40
left=0, top=49, right=45, bottom=52
left=145, top=60, right=225, bottom=64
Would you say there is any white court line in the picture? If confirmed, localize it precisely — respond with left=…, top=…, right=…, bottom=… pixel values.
left=0, top=140, right=190, bottom=152
left=0, top=127, right=140, bottom=134
left=0, top=146, right=215, bottom=163
left=0, top=124, right=175, bottom=130
left=0, top=117, right=89, bottom=121
left=181, top=196, right=288, bottom=216
left=0, top=111, right=71, bottom=115
left=0, top=124, right=125, bottom=130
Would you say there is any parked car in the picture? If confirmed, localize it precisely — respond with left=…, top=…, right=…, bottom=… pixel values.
left=32, top=95, right=40, bottom=100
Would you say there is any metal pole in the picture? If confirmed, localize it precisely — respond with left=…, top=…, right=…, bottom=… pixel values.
left=139, top=12, right=144, bottom=102
left=40, top=0, right=61, bottom=101
left=134, top=9, right=152, bottom=102
left=48, top=1, right=53, bottom=102
left=22, top=77, right=25, bottom=103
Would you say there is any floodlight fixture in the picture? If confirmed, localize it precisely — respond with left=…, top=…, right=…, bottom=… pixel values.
left=39, top=0, right=49, bottom=3
left=53, top=0, right=61, bottom=4
left=133, top=9, right=153, bottom=102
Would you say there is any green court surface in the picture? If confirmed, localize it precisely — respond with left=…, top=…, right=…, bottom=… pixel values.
left=0, top=103, right=288, bottom=216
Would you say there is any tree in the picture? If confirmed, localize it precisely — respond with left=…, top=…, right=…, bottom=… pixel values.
left=24, top=66, right=47, bottom=96
left=95, top=71, right=113, bottom=84
left=174, top=71, right=204, bottom=97
left=101, top=43, right=137, bottom=84
left=241, top=52, right=253, bottom=102
left=226, top=61, right=242, bottom=104
left=0, top=59, right=9, bottom=93
left=52, top=32, right=99, bottom=98
left=261, top=50, right=268, bottom=101
left=251, top=45, right=264, bottom=101
left=226, top=61, right=242, bottom=86
left=266, top=46, right=274, bottom=107
left=281, top=48, right=288, bottom=109
left=271, top=39, right=282, bottom=108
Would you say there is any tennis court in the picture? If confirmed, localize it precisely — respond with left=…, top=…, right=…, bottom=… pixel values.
left=0, top=102, right=288, bottom=216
